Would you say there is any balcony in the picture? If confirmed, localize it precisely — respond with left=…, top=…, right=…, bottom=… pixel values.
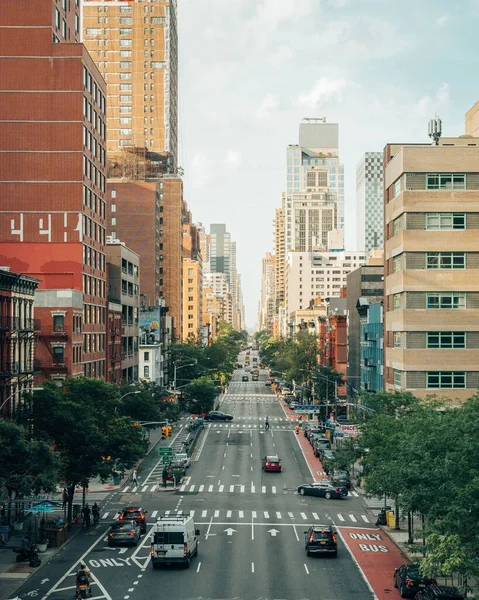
left=34, top=359, right=68, bottom=371
left=5, top=361, right=35, bottom=374
left=0, top=316, right=11, bottom=331
left=3, top=317, right=35, bottom=332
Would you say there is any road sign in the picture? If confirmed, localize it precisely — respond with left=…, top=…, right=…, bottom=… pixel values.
left=158, top=447, right=173, bottom=456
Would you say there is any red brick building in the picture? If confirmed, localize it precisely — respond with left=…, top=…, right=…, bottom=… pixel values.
left=0, top=0, right=108, bottom=381
left=318, top=299, right=348, bottom=399
left=106, top=301, right=122, bottom=384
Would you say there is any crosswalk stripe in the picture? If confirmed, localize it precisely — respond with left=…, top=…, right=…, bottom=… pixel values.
left=262, top=486, right=266, bottom=493
left=202, top=510, right=207, bottom=518
left=276, top=512, right=282, bottom=519
left=132, top=486, right=138, bottom=492
left=179, top=485, right=186, bottom=492
left=151, top=510, right=158, bottom=519
left=349, top=514, right=357, bottom=522
left=190, top=510, right=195, bottom=517
left=288, top=512, right=294, bottom=518
left=208, top=485, right=214, bottom=492
left=199, top=485, right=204, bottom=492
left=272, top=486, right=276, bottom=494
left=151, top=484, right=158, bottom=492
left=264, top=511, right=270, bottom=518
left=214, top=510, right=219, bottom=518
left=141, top=485, right=148, bottom=492
left=252, top=511, right=257, bottom=518
left=300, top=512, right=307, bottom=519
left=239, top=511, right=244, bottom=518
left=351, top=491, right=359, bottom=497
left=219, top=485, right=224, bottom=492
left=361, top=515, right=370, bottom=523
left=337, top=513, right=345, bottom=521
left=123, top=486, right=130, bottom=493
left=190, top=485, right=195, bottom=492
left=251, top=483, right=255, bottom=493
left=227, top=511, right=232, bottom=518
left=230, top=485, right=235, bottom=493
left=165, top=510, right=170, bottom=515
left=240, top=485, right=245, bottom=493
left=312, top=512, right=319, bottom=520
left=102, top=512, right=109, bottom=519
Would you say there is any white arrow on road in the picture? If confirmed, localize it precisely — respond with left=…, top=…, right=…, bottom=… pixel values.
left=224, top=528, right=237, bottom=536
left=41, top=578, right=50, bottom=584
left=268, top=529, right=280, bottom=537
left=118, top=548, right=128, bottom=554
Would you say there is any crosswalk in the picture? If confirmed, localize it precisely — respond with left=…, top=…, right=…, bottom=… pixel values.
left=209, top=423, right=294, bottom=429
left=100, top=508, right=371, bottom=525
left=118, top=481, right=359, bottom=496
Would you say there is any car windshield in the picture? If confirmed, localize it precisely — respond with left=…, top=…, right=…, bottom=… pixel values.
left=266, top=456, right=279, bottom=462
left=175, top=454, right=187, bottom=460
left=406, top=567, right=421, bottom=577
left=112, top=522, right=134, bottom=531
left=123, top=511, right=141, bottom=518
left=312, top=530, right=331, bottom=540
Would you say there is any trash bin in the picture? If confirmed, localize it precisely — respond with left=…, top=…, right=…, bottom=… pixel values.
left=113, top=471, right=121, bottom=485
left=386, top=510, right=395, bottom=528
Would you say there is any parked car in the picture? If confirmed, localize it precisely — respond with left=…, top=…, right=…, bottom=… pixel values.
left=313, top=438, right=331, bottom=456
left=297, top=481, right=347, bottom=499
left=414, top=587, right=463, bottom=600
left=108, top=521, right=140, bottom=546
left=329, top=470, right=351, bottom=490
left=306, top=427, right=324, bottom=441
left=393, top=565, right=437, bottom=598
left=319, top=448, right=334, bottom=462
left=310, top=432, right=329, bottom=447
left=118, top=506, right=148, bottom=534
left=242, top=375, right=249, bottom=382
left=204, top=411, right=233, bottom=421
left=304, top=525, right=337, bottom=557
left=265, top=381, right=272, bottom=387
left=262, top=455, right=282, bottom=472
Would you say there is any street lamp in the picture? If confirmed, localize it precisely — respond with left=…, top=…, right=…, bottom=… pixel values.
left=0, top=386, right=43, bottom=416
left=311, top=373, right=338, bottom=415
left=173, top=360, right=197, bottom=392
left=119, top=390, right=141, bottom=402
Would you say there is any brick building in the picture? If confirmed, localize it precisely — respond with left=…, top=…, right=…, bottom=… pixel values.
left=0, top=268, right=39, bottom=417
left=0, top=0, right=108, bottom=380
left=318, top=298, right=348, bottom=399
left=182, top=217, right=202, bottom=341
left=106, top=301, right=122, bottom=384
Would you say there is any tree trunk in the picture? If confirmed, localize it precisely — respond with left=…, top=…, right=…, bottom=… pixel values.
left=407, top=511, right=413, bottom=544
left=395, top=497, right=400, bottom=530
left=66, top=483, right=76, bottom=531
left=421, top=513, right=426, bottom=557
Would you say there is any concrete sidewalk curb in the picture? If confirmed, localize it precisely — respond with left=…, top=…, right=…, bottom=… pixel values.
left=377, top=525, right=415, bottom=562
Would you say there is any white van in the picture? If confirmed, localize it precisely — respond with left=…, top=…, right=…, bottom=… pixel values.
left=150, top=513, right=200, bottom=569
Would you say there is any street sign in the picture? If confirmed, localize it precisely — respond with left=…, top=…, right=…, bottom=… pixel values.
left=294, top=405, right=320, bottom=414
left=158, top=447, right=173, bottom=457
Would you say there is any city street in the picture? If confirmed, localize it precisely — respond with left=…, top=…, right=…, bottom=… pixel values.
left=9, top=358, right=397, bottom=600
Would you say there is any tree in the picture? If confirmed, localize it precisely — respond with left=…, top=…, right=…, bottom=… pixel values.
left=0, top=420, right=58, bottom=500
left=311, top=366, right=344, bottom=403
left=183, top=378, right=217, bottom=413
left=119, top=381, right=179, bottom=425
left=27, top=379, right=148, bottom=526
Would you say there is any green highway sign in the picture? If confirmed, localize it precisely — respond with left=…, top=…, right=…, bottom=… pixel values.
left=158, top=447, right=173, bottom=456
left=161, top=456, right=170, bottom=464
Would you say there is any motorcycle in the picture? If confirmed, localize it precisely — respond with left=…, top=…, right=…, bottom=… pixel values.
left=13, top=544, right=41, bottom=568
left=75, top=574, right=92, bottom=599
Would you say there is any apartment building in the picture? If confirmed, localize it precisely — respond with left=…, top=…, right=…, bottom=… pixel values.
left=83, top=0, right=178, bottom=170
left=384, top=136, right=479, bottom=401
left=106, top=239, right=140, bottom=382
left=182, top=219, right=202, bottom=341
left=356, top=152, right=384, bottom=255
left=258, top=253, right=276, bottom=334
left=0, top=0, right=108, bottom=381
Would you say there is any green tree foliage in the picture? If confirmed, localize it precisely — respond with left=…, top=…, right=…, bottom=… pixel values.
left=0, top=419, right=58, bottom=497
left=183, top=377, right=217, bottom=413
left=358, top=391, right=479, bottom=582
left=26, top=379, right=148, bottom=524
left=311, top=366, right=344, bottom=402
left=119, top=381, right=180, bottom=424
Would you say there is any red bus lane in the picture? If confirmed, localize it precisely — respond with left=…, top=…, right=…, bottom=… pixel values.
left=338, top=526, right=406, bottom=600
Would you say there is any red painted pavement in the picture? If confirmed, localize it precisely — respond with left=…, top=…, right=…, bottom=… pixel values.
left=338, top=526, right=408, bottom=600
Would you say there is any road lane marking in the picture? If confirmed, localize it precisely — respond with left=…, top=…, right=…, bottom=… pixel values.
left=361, top=515, right=370, bottom=523
left=349, top=514, right=357, bottom=522
left=214, top=510, right=219, bottom=518
left=251, top=562, right=255, bottom=573
left=304, top=564, right=310, bottom=574
left=239, top=511, right=244, bottom=518
left=300, top=512, right=307, bottom=519
left=205, top=516, right=214, bottom=540
left=197, top=562, right=201, bottom=573
left=262, top=486, right=266, bottom=493
left=202, top=510, right=207, bottom=518
left=208, top=485, right=214, bottom=492
left=337, top=513, right=345, bottom=521
left=312, top=512, right=319, bottom=520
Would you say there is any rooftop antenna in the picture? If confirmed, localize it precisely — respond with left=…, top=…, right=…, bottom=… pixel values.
left=428, top=116, right=442, bottom=146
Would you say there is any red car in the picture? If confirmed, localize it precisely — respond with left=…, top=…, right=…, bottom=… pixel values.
left=263, top=455, right=282, bottom=472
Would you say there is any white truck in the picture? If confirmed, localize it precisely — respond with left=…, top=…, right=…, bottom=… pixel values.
left=150, top=512, right=200, bottom=569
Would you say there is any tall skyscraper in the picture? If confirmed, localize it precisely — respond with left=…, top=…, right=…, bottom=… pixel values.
left=258, top=253, right=276, bottom=334
left=384, top=136, right=479, bottom=402
left=83, top=0, right=178, bottom=171
left=209, top=224, right=232, bottom=280
left=356, top=152, right=384, bottom=254
left=286, top=118, right=344, bottom=254
left=0, top=0, right=108, bottom=382
left=274, top=197, right=286, bottom=314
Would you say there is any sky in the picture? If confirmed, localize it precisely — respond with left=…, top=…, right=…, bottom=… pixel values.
left=177, top=0, right=479, bottom=328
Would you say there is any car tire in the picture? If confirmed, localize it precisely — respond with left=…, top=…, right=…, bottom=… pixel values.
left=394, top=577, right=398, bottom=589
left=152, top=562, right=160, bottom=570
left=185, top=555, right=191, bottom=569
left=332, top=551, right=337, bottom=558
left=306, top=550, right=311, bottom=556
left=325, top=491, right=332, bottom=499
left=400, top=585, right=408, bottom=598
left=299, top=488, right=305, bottom=495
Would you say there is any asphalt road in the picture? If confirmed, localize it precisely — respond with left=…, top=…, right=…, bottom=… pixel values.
left=10, top=352, right=375, bottom=600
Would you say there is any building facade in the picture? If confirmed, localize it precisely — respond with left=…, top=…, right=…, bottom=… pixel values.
left=356, top=152, right=384, bottom=255
left=318, top=298, right=348, bottom=400
left=106, top=239, right=140, bottom=382
left=345, top=259, right=384, bottom=396
left=258, top=253, right=276, bottom=334
left=83, top=0, right=178, bottom=171
left=0, top=269, right=39, bottom=417
left=358, top=301, right=384, bottom=393
left=182, top=220, right=202, bottom=341
left=286, top=251, right=367, bottom=315
left=286, top=119, right=344, bottom=254
left=0, top=0, right=108, bottom=381
left=274, top=198, right=286, bottom=313
left=384, top=137, right=479, bottom=401
left=106, top=300, right=122, bottom=384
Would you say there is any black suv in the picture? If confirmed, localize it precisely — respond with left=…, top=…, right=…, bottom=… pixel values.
left=414, top=587, right=463, bottom=600
left=204, top=410, right=233, bottom=421
left=304, top=525, right=337, bottom=557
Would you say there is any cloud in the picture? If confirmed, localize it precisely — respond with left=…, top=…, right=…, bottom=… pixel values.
left=189, top=153, right=215, bottom=189
left=296, top=77, right=348, bottom=109
left=436, top=13, right=449, bottom=27
left=328, top=0, right=349, bottom=7
left=266, top=45, right=293, bottom=69
left=224, top=151, right=242, bottom=169
left=412, top=83, right=450, bottom=118
left=256, top=94, right=280, bottom=118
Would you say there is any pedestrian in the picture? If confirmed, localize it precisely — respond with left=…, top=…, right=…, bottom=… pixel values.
left=82, top=504, right=91, bottom=529
left=132, top=470, right=138, bottom=486
left=62, top=488, right=68, bottom=510
left=162, top=466, right=168, bottom=488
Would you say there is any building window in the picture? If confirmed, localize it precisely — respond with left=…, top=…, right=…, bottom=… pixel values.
left=144, top=365, right=150, bottom=378
left=393, top=294, right=402, bottom=310
left=426, top=252, right=466, bottom=269
left=427, top=332, right=466, bottom=349
left=393, top=332, right=402, bottom=348
left=426, top=292, right=466, bottom=310
left=111, top=217, right=116, bottom=226
left=119, top=72, right=132, bottom=80
left=53, top=314, right=65, bottom=333
left=393, top=369, right=402, bottom=387
left=86, top=28, right=101, bottom=36
left=426, top=173, right=466, bottom=190
left=53, top=346, right=65, bottom=363
left=393, top=256, right=402, bottom=273
left=120, top=61, right=132, bottom=69
left=426, top=213, right=466, bottom=230
left=393, top=178, right=402, bottom=198
left=144, top=351, right=150, bottom=361
left=426, top=371, right=466, bottom=389
left=120, top=51, right=132, bottom=58
left=119, top=39, right=132, bottom=47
